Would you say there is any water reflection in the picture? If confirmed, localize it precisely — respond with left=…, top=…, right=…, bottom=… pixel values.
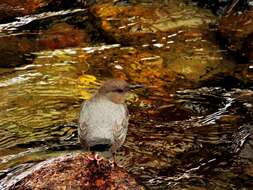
left=0, top=9, right=86, bottom=32
left=0, top=0, right=253, bottom=189
left=0, top=43, right=252, bottom=189
left=0, top=49, right=90, bottom=170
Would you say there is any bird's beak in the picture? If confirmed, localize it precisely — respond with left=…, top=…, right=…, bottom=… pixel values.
left=129, top=84, right=145, bottom=90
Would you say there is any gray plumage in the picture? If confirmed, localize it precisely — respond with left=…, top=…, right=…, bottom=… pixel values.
left=78, top=79, right=131, bottom=156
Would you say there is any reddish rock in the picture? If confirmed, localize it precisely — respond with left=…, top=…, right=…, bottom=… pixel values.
left=38, top=23, right=90, bottom=50
left=0, top=22, right=90, bottom=67
left=219, top=10, right=253, bottom=42
left=0, top=0, right=50, bottom=22
left=9, top=153, right=144, bottom=190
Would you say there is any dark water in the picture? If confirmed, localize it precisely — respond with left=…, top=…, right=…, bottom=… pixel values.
left=0, top=1, right=253, bottom=189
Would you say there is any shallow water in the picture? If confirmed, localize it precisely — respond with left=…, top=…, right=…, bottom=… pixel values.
left=0, top=1, right=253, bottom=189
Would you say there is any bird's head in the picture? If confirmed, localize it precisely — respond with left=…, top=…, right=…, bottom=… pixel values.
left=98, top=79, right=144, bottom=104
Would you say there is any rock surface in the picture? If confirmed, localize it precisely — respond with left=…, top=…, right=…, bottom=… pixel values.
left=89, top=0, right=215, bottom=45
left=0, top=0, right=51, bottom=23
left=84, top=42, right=236, bottom=91
left=38, top=22, right=90, bottom=50
left=9, top=153, right=144, bottom=190
left=219, top=9, right=253, bottom=61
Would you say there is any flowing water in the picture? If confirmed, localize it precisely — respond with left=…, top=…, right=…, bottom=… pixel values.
left=0, top=1, right=253, bottom=189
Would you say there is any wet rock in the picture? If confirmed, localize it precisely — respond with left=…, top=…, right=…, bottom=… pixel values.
left=84, top=38, right=236, bottom=91
left=40, top=0, right=87, bottom=12
left=16, top=8, right=89, bottom=31
left=0, top=35, right=35, bottom=67
left=234, top=64, right=253, bottom=86
left=162, top=29, right=236, bottom=82
left=89, top=0, right=215, bottom=45
left=9, top=153, right=144, bottom=190
left=87, top=0, right=238, bottom=86
left=192, top=0, right=251, bottom=15
left=0, top=24, right=89, bottom=67
left=244, top=163, right=253, bottom=177
left=0, top=12, right=92, bottom=67
left=245, top=33, right=253, bottom=61
left=219, top=10, right=253, bottom=44
left=0, top=0, right=51, bottom=23
left=38, top=23, right=90, bottom=50
left=219, top=9, right=253, bottom=61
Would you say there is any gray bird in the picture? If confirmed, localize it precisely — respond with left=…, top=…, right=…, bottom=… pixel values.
left=78, top=79, right=143, bottom=161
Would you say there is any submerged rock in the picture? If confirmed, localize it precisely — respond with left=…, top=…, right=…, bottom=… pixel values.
left=0, top=22, right=90, bottom=67
left=0, top=35, right=35, bottom=67
left=89, top=0, right=215, bottom=45
left=192, top=0, right=251, bottom=15
left=161, top=29, right=236, bottom=82
left=0, top=8, right=93, bottom=67
left=84, top=41, right=236, bottom=91
left=86, top=0, right=239, bottom=87
left=218, top=9, right=253, bottom=85
left=9, top=153, right=144, bottom=190
left=0, top=0, right=51, bottom=23
left=38, top=23, right=90, bottom=50
left=219, top=9, right=253, bottom=62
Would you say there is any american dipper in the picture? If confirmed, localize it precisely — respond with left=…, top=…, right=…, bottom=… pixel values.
left=78, top=79, right=143, bottom=161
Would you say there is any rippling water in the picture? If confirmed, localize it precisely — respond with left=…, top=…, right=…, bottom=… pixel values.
left=0, top=1, right=253, bottom=189
left=1, top=49, right=252, bottom=188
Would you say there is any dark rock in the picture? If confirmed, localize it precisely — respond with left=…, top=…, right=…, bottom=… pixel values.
left=192, top=0, right=251, bottom=15
left=219, top=9, right=253, bottom=62
left=0, top=35, right=35, bottom=68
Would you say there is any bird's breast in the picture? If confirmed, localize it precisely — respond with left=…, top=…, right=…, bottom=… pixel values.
left=79, top=97, right=128, bottom=141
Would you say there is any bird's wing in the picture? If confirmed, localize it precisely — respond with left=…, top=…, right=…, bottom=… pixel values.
left=111, top=106, right=129, bottom=152
left=78, top=101, right=89, bottom=149
left=78, top=100, right=88, bottom=125
left=78, top=121, right=89, bottom=149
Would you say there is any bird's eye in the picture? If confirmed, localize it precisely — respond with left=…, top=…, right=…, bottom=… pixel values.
left=115, top=89, right=124, bottom=93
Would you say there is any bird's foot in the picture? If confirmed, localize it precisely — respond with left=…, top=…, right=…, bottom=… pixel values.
left=94, top=153, right=103, bottom=165
left=109, top=159, right=116, bottom=168
left=87, top=154, right=95, bottom=161
left=87, top=153, right=103, bottom=165
left=109, top=160, right=123, bottom=168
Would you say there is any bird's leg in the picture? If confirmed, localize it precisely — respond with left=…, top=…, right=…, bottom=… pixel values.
left=113, top=153, right=116, bottom=163
left=110, top=153, right=123, bottom=168
left=109, top=153, right=117, bottom=168
left=109, top=159, right=115, bottom=168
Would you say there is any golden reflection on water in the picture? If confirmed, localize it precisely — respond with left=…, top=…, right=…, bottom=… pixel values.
left=78, top=74, right=99, bottom=99
left=0, top=48, right=99, bottom=166
left=0, top=43, right=252, bottom=189
left=0, top=0, right=252, bottom=189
